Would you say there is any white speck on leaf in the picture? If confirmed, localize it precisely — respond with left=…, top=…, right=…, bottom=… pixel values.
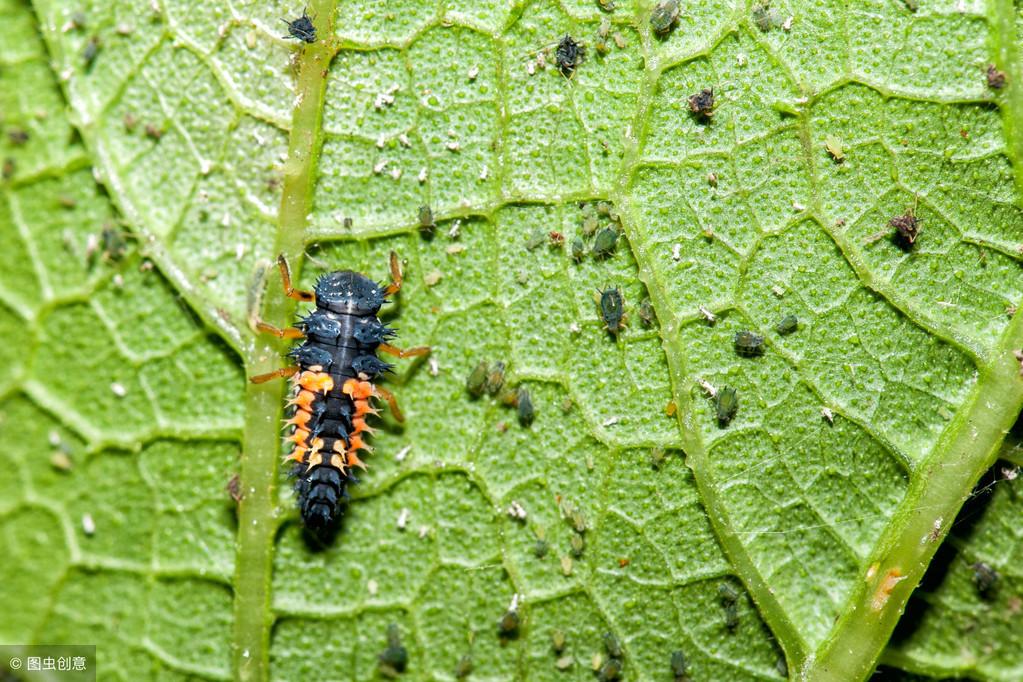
left=82, top=513, right=95, bottom=535
left=110, top=382, right=126, bottom=397
left=397, top=508, right=410, bottom=530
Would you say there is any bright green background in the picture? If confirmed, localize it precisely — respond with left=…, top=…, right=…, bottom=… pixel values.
left=1, top=0, right=1022, bottom=680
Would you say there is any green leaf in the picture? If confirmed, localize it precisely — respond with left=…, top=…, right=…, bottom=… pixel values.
left=3, top=0, right=1022, bottom=680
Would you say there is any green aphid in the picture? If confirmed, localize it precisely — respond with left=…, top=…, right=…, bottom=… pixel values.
left=571, top=236, right=586, bottom=261
left=534, top=537, right=549, bottom=558
left=638, top=297, right=656, bottom=327
left=825, top=134, right=845, bottom=163
left=752, top=1, right=775, bottom=31
left=418, top=204, right=435, bottom=233
left=484, top=361, right=506, bottom=396
left=498, top=608, right=520, bottom=637
left=598, top=657, right=623, bottom=681
left=454, top=655, right=473, bottom=678
left=718, top=583, right=740, bottom=631
left=466, top=360, right=488, bottom=397
left=582, top=214, right=600, bottom=236
left=516, top=386, right=535, bottom=426
left=716, top=387, right=738, bottom=427
left=650, top=0, right=680, bottom=35
left=733, top=330, right=765, bottom=357
left=592, top=226, right=619, bottom=258
left=526, top=227, right=546, bottom=251
left=598, top=286, right=626, bottom=335
left=570, top=533, right=585, bottom=557
left=774, top=314, right=798, bottom=335
left=670, top=650, right=689, bottom=681
left=603, top=632, right=623, bottom=659
left=378, top=624, right=408, bottom=678
left=571, top=508, right=588, bottom=533
left=552, top=629, right=567, bottom=653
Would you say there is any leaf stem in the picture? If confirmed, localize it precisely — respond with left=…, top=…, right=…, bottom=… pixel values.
left=232, top=5, right=337, bottom=681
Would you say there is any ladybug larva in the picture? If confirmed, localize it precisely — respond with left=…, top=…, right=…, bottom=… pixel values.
left=250, top=252, right=429, bottom=529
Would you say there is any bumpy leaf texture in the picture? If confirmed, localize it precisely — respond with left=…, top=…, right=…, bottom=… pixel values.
left=1, top=0, right=1022, bottom=680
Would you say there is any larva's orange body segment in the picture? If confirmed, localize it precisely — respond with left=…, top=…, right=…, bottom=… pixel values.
left=288, top=389, right=317, bottom=411
left=342, top=378, right=375, bottom=400
left=299, top=369, right=334, bottom=394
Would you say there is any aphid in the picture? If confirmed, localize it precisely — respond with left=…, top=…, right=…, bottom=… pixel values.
left=688, top=88, right=715, bottom=120
left=638, top=297, right=656, bottom=327
left=552, top=629, right=567, bottom=653
left=3, top=158, right=15, bottom=180
left=752, top=2, right=774, bottom=31
left=282, top=8, right=316, bottom=43
left=971, top=561, right=999, bottom=599
left=570, top=533, right=585, bottom=557
left=718, top=583, right=740, bottom=631
left=484, top=361, right=506, bottom=396
left=498, top=607, right=520, bottom=638
left=516, top=387, right=535, bottom=426
left=603, top=632, right=622, bottom=659
left=418, top=204, right=436, bottom=235
left=555, top=35, right=583, bottom=77
left=596, top=18, right=611, bottom=54
left=591, top=226, right=619, bottom=258
left=249, top=252, right=429, bottom=530
left=598, top=657, right=623, bottom=681
left=774, top=314, right=798, bottom=335
left=571, top=236, right=585, bottom=261
left=526, top=227, right=546, bottom=250
left=650, top=446, right=667, bottom=468
left=548, top=230, right=565, bottom=247
left=987, top=64, right=1007, bottom=90
left=7, top=128, right=29, bottom=146
left=670, top=651, right=689, bottom=682
left=825, top=134, right=845, bottom=163
left=144, top=123, right=162, bottom=140
left=534, top=537, right=549, bottom=558
left=454, top=655, right=473, bottom=678
left=716, top=387, right=738, bottom=427
left=466, top=360, right=488, bottom=397
left=82, top=36, right=100, bottom=69
left=597, top=0, right=615, bottom=11
left=733, top=330, right=765, bottom=357
left=650, top=0, right=680, bottom=35
left=378, top=623, right=408, bottom=678
left=598, top=286, right=626, bottom=335
left=100, top=227, right=128, bottom=262
left=889, top=207, right=921, bottom=248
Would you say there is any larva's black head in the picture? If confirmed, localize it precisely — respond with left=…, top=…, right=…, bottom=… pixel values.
left=314, top=271, right=386, bottom=316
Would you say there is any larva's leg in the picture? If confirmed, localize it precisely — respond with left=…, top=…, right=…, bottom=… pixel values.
left=277, top=254, right=315, bottom=302
left=255, top=321, right=305, bottom=339
left=373, top=384, right=404, bottom=423
left=383, top=251, right=404, bottom=297
left=378, top=343, right=430, bottom=358
left=250, top=365, right=299, bottom=384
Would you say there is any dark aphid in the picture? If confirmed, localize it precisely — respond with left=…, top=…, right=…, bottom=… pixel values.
left=987, top=64, right=1007, bottom=90
left=688, top=88, right=715, bottom=120
left=638, top=297, right=656, bottom=327
left=774, top=314, right=798, bottom=335
left=733, top=330, right=765, bottom=357
left=555, top=35, right=583, bottom=77
left=650, top=0, right=680, bottom=35
left=516, top=386, right=535, bottom=426
left=282, top=8, right=316, bottom=43
left=716, top=386, right=738, bottom=427
left=751, top=1, right=775, bottom=31
left=534, top=537, right=549, bottom=558
left=144, top=123, right=163, bottom=140
left=466, top=360, right=488, bottom=398
left=82, top=36, right=100, bottom=69
left=598, top=657, right=623, bottom=681
left=100, top=228, right=128, bottom=263
left=2, top=158, right=15, bottom=180
left=498, top=607, right=520, bottom=638
left=603, top=632, right=623, bottom=659
left=718, top=583, right=740, bottom=631
left=571, top=236, right=585, bottom=261
left=378, top=624, right=409, bottom=678
left=598, top=286, right=626, bottom=335
left=889, top=209, right=920, bottom=248
left=418, top=204, right=435, bottom=234
left=552, top=629, right=567, bottom=653
left=454, top=655, right=473, bottom=678
left=249, top=252, right=429, bottom=531
left=6, top=128, right=29, bottom=146
left=484, top=361, right=506, bottom=396
left=570, top=533, right=585, bottom=557
left=591, top=226, right=619, bottom=258
left=971, top=561, right=999, bottom=599
left=670, top=651, right=689, bottom=682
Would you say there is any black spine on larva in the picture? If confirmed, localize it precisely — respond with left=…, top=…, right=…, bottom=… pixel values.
left=288, top=270, right=394, bottom=530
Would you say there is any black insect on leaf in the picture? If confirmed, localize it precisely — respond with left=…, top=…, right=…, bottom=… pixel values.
left=282, top=8, right=316, bottom=43
left=733, top=330, right=765, bottom=357
left=889, top=207, right=921, bottom=249
left=598, top=286, right=627, bottom=335
left=556, top=35, right=583, bottom=77
left=688, top=88, right=716, bottom=120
